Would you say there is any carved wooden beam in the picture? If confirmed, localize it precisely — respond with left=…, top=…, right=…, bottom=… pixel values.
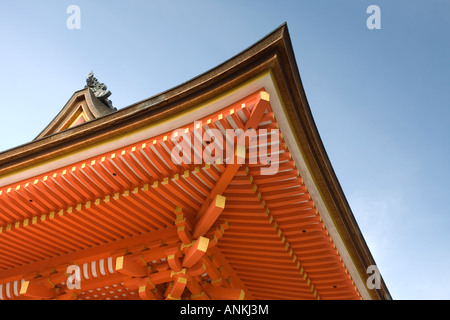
left=192, top=195, right=226, bottom=239
left=182, top=237, right=210, bottom=268
left=19, top=280, right=57, bottom=299
left=115, top=255, right=148, bottom=277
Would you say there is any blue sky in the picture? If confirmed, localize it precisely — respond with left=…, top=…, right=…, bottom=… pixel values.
left=0, top=1, right=449, bottom=300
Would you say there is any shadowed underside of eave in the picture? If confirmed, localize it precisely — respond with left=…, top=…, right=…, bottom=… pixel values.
left=0, top=90, right=360, bottom=300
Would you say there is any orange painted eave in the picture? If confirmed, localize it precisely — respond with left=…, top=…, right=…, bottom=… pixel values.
left=0, top=91, right=361, bottom=300
left=0, top=23, right=391, bottom=300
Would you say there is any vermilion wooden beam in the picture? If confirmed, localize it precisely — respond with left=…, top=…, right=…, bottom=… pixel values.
left=137, top=277, right=162, bottom=300
left=196, top=165, right=238, bottom=222
left=166, top=247, right=183, bottom=272
left=201, top=256, right=223, bottom=287
left=138, top=286, right=157, bottom=300
left=187, top=260, right=207, bottom=277
left=148, top=270, right=173, bottom=285
left=55, top=291, right=78, bottom=300
left=192, top=195, right=226, bottom=239
left=209, top=247, right=254, bottom=299
left=190, top=291, right=210, bottom=300
left=204, top=285, right=245, bottom=300
left=166, top=274, right=188, bottom=300
left=174, top=207, right=193, bottom=244
left=138, top=286, right=162, bottom=300
left=207, top=221, right=229, bottom=249
left=182, top=237, right=210, bottom=268
left=195, top=91, right=270, bottom=222
left=185, top=275, right=205, bottom=297
left=140, top=244, right=179, bottom=262
left=244, top=91, right=270, bottom=131
left=19, top=280, right=57, bottom=299
left=115, top=255, right=148, bottom=277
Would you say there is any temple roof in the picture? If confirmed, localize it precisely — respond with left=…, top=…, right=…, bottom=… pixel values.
left=0, top=23, right=391, bottom=300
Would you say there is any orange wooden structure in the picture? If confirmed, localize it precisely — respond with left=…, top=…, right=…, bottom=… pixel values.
left=0, top=24, right=390, bottom=300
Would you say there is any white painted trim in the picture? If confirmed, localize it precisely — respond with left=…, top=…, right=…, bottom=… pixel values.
left=107, top=257, right=114, bottom=274
left=99, top=259, right=106, bottom=276
left=83, top=263, right=89, bottom=280
left=5, top=282, right=10, bottom=299
left=13, top=280, right=19, bottom=297
left=91, top=261, right=98, bottom=278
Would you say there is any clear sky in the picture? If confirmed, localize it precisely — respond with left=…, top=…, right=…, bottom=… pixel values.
left=0, top=0, right=449, bottom=300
